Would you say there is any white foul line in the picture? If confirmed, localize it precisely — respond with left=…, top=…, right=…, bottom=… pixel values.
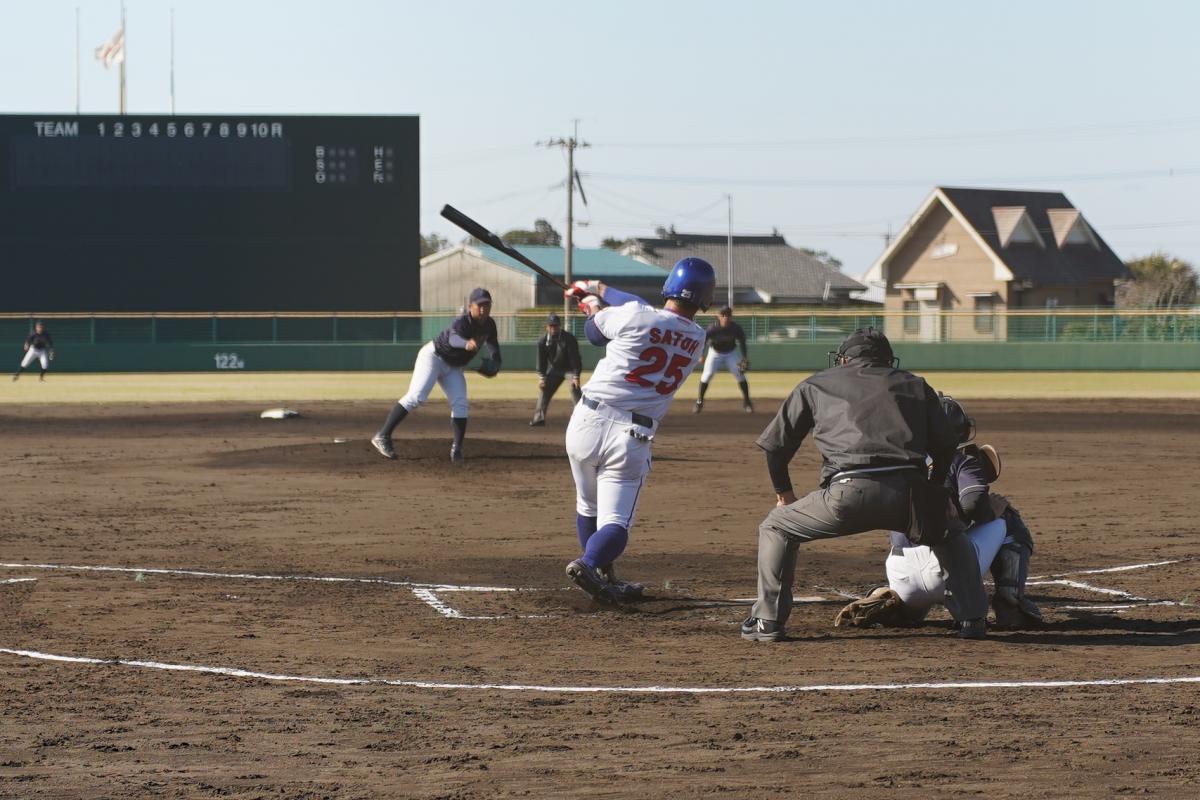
left=0, top=578, right=36, bottom=585
left=1030, top=560, right=1181, bottom=580
left=410, top=588, right=502, bottom=620
left=0, top=562, right=513, bottom=593
left=3, top=647, right=1200, bottom=695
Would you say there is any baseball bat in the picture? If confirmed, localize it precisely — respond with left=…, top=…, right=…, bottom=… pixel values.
left=440, top=204, right=571, bottom=291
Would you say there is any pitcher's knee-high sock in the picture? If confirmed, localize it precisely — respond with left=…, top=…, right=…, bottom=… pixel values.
left=581, top=524, right=628, bottom=569
left=377, top=403, right=408, bottom=437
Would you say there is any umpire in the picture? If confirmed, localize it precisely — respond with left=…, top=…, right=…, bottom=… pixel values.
left=741, top=327, right=989, bottom=642
left=530, top=312, right=582, bottom=426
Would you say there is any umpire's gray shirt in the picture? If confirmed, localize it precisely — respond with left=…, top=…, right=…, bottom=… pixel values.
left=756, top=360, right=956, bottom=492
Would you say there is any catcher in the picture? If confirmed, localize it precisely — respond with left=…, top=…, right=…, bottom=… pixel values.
left=371, top=287, right=501, bottom=463
left=835, top=395, right=1043, bottom=630
left=694, top=306, right=753, bottom=414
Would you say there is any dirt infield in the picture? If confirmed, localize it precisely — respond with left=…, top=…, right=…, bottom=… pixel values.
left=1, top=397, right=1198, bottom=798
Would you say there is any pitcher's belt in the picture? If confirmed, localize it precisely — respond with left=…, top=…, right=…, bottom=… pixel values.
left=580, top=396, right=655, bottom=430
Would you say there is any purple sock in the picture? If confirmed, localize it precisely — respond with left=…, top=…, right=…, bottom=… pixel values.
left=576, top=515, right=598, bottom=551
left=581, top=523, right=628, bottom=569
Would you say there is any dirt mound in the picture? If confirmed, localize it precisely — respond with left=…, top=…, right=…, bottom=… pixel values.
left=204, top=436, right=566, bottom=472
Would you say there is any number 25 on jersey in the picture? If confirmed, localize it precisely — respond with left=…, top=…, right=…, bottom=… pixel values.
left=625, top=347, right=691, bottom=395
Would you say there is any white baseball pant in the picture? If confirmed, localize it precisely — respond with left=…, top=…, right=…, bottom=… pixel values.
left=885, top=517, right=1009, bottom=618
left=565, top=401, right=653, bottom=530
left=399, top=341, right=468, bottom=418
left=700, top=348, right=743, bottom=383
left=21, top=348, right=49, bottom=370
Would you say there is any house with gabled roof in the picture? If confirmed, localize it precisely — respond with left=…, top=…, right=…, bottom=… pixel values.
left=420, top=243, right=668, bottom=311
left=623, top=231, right=866, bottom=306
left=862, top=187, right=1131, bottom=340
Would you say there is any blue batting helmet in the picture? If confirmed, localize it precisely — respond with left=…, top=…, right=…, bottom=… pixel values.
left=661, top=257, right=716, bottom=311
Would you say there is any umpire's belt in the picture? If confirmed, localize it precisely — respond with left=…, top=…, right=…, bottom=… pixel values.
left=829, top=464, right=920, bottom=483
left=581, top=395, right=656, bottom=431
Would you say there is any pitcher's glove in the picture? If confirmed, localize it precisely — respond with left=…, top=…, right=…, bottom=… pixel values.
left=737, top=357, right=750, bottom=372
left=834, top=587, right=907, bottom=628
left=476, top=358, right=500, bottom=378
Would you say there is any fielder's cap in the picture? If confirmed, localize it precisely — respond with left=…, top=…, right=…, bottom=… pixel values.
left=546, top=313, right=561, bottom=325
left=468, top=287, right=492, bottom=305
left=718, top=306, right=733, bottom=316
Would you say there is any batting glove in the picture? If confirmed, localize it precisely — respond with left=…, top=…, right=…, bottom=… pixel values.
left=564, top=279, right=602, bottom=301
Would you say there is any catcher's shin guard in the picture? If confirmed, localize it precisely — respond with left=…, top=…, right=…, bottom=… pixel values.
left=990, top=542, right=1042, bottom=628
left=834, top=587, right=907, bottom=628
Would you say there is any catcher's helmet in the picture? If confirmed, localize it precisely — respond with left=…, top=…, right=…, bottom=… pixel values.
left=662, top=257, right=716, bottom=311
left=829, top=327, right=897, bottom=368
left=940, top=394, right=975, bottom=444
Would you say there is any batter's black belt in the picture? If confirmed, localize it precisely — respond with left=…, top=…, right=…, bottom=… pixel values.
left=581, top=396, right=654, bottom=429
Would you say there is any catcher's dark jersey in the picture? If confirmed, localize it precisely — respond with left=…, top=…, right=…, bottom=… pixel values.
left=756, top=361, right=956, bottom=491
left=946, top=447, right=1034, bottom=550
left=433, top=314, right=500, bottom=368
left=536, top=330, right=581, bottom=378
left=704, top=320, right=747, bottom=355
left=25, top=330, right=53, bottom=350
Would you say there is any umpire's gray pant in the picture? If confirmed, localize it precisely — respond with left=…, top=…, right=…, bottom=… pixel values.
left=752, top=473, right=988, bottom=627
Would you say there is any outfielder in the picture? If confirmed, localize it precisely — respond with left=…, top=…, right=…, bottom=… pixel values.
left=561, top=258, right=716, bottom=605
left=836, top=395, right=1043, bottom=629
left=530, top=312, right=582, bottom=426
left=694, top=306, right=753, bottom=413
left=742, top=328, right=989, bottom=642
left=371, top=287, right=501, bottom=463
left=13, top=321, right=54, bottom=382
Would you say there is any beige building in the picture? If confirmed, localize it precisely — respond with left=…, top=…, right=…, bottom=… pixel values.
left=862, top=187, right=1131, bottom=340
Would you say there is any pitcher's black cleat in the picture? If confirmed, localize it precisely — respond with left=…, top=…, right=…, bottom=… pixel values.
left=566, top=559, right=620, bottom=606
left=370, top=434, right=396, bottom=460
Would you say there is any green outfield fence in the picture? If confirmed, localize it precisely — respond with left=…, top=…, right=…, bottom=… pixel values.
left=2, top=308, right=1198, bottom=371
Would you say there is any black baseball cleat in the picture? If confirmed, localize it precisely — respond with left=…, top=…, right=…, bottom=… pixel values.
left=743, top=402, right=754, bottom=413
left=370, top=434, right=397, bottom=460
left=11, top=373, right=18, bottom=382
left=956, top=618, right=988, bottom=640
left=450, top=444, right=464, bottom=464
left=566, top=559, right=620, bottom=606
left=599, top=563, right=645, bottom=600
left=740, top=616, right=785, bottom=642
left=529, top=416, right=546, bottom=427
left=693, top=400, right=703, bottom=414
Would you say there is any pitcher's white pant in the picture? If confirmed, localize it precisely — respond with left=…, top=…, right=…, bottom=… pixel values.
left=21, top=348, right=49, bottom=370
left=565, top=401, right=653, bottom=530
left=400, top=341, right=468, bottom=418
left=885, top=518, right=1009, bottom=618
left=700, top=348, right=743, bottom=383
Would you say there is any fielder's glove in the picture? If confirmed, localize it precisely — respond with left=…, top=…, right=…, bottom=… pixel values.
left=476, top=357, right=500, bottom=378
left=737, top=357, right=750, bottom=372
left=833, top=587, right=907, bottom=628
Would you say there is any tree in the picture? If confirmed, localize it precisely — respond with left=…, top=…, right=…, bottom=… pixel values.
left=502, top=219, right=562, bottom=247
left=1118, top=252, right=1198, bottom=309
left=420, top=232, right=450, bottom=257
left=799, top=247, right=844, bottom=273
left=600, top=237, right=628, bottom=250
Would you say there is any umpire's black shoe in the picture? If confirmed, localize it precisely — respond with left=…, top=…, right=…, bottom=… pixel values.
left=956, top=618, right=988, bottom=640
left=566, top=559, right=620, bottom=606
left=740, top=616, right=785, bottom=642
left=370, top=434, right=396, bottom=460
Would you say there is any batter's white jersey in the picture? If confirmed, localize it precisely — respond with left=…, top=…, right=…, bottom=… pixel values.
left=582, top=300, right=705, bottom=423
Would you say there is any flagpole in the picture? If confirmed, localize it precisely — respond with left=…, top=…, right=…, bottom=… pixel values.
left=170, top=8, right=176, bottom=115
left=74, top=7, right=80, bottom=114
left=118, top=1, right=126, bottom=114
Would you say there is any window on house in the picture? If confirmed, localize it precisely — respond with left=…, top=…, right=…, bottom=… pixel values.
left=974, top=296, right=995, bottom=333
left=1045, top=297, right=1059, bottom=309
left=903, top=300, right=919, bottom=333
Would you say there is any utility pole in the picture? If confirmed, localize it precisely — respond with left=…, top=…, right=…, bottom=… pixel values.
left=726, top=193, right=734, bottom=312
left=118, top=1, right=127, bottom=114
left=538, top=121, right=589, bottom=318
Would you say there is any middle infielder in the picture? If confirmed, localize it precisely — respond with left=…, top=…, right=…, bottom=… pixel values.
left=561, top=257, right=716, bottom=605
left=694, top=306, right=753, bottom=414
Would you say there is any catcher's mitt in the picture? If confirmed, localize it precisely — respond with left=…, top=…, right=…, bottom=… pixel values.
left=833, top=587, right=907, bottom=628
left=737, top=357, right=750, bottom=372
left=476, top=357, right=500, bottom=378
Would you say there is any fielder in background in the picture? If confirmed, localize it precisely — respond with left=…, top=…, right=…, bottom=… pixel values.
left=694, top=306, right=753, bottom=414
left=742, top=327, right=990, bottom=642
left=835, top=395, right=1043, bottom=629
left=371, top=287, right=501, bottom=463
left=561, top=258, right=716, bottom=605
left=13, top=321, right=54, bottom=382
left=530, top=312, right=582, bottom=426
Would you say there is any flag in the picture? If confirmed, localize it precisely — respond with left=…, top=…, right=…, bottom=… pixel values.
left=94, top=28, right=124, bottom=69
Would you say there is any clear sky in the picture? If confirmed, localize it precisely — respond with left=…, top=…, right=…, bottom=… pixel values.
left=3, top=0, right=1198, bottom=279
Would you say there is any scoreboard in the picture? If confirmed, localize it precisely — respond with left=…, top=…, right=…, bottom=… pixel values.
left=0, top=114, right=419, bottom=312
